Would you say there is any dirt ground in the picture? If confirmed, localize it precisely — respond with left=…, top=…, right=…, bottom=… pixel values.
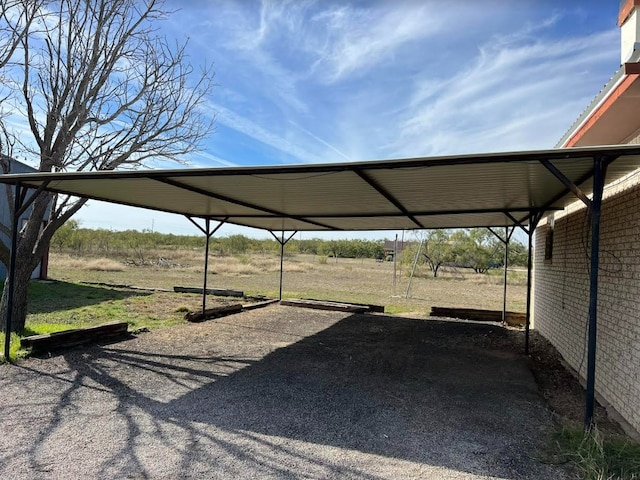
left=0, top=305, right=574, bottom=479
left=525, top=331, right=625, bottom=437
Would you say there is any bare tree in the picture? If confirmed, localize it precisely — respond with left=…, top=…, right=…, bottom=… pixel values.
left=0, top=0, right=214, bottom=332
left=0, top=0, right=42, bottom=70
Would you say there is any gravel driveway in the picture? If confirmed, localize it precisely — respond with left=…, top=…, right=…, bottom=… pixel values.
left=0, top=305, right=567, bottom=479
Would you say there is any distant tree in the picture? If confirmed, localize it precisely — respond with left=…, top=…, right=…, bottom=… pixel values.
left=416, top=230, right=452, bottom=278
left=452, top=229, right=502, bottom=274
left=227, top=235, right=250, bottom=255
left=0, top=0, right=214, bottom=332
left=49, top=219, right=80, bottom=252
left=507, top=240, right=528, bottom=267
left=326, top=240, right=343, bottom=263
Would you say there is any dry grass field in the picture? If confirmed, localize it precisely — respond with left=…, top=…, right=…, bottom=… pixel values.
left=48, top=249, right=527, bottom=315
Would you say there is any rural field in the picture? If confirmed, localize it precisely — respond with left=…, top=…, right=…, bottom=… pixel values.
left=2, top=231, right=529, bottom=358
left=46, top=248, right=528, bottom=316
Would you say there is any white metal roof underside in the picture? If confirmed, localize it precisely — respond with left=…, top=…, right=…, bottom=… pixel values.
left=1, top=145, right=640, bottom=231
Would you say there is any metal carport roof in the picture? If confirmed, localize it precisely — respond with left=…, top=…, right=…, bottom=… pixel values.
left=1, top=144, right=640, bottom=231
left=2, top=143, right=640, bottom=431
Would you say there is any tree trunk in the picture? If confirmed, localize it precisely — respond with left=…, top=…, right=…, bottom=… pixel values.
left=0, top=262, right=32, bottom=332
left=433, top=264, right=440, bottom=278
left=0, top=192, right=53, bottom=333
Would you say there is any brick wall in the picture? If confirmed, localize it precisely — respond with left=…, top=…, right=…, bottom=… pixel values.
left=534, top=170, right=640, bottom=435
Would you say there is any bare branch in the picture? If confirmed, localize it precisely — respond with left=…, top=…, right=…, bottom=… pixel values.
left=0, top=0, right=43, bottom=70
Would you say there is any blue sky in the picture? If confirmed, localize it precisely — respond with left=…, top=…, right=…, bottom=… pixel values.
left=75, top=0, right=622, bottom=239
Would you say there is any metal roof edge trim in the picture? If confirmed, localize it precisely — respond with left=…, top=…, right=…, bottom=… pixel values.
left=0, top=144, right=639, bottom=184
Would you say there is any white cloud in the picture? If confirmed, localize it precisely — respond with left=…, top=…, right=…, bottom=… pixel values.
left=210, top=102, right=326, bottom=164
left=392, top=28, right=619, bottom=156
left=306, top=3, right=446, bottom=84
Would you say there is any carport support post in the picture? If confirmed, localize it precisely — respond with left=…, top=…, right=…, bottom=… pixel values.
left=585, top=155, right=605, bottom=429
left=3, top=182, right=22, bottom=361
left=270, top=231, right=297, bottom=300
left=539, top=155, right=608, bottom=429
left=525, top=227, right=533, bottom=355
left=202, top=219, right=212, bottom=313
left=502, top=229, right=510, bottom=322
left=185, top=217, right=227, bottom=313
left=488, top=227, right=514, bottom=323
left=514, top=214, right=540, bottom=356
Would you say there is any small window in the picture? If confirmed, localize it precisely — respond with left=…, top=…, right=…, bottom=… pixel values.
left=544, top=228, right=554, bottom=263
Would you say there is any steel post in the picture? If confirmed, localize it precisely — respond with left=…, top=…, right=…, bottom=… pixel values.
left=585, top=156, right=605, bottom=429
left=525, top=227, right=533, bottom=355
left=279, top=232, right=285, bottom=300
left=4, top=182, right=22, bottom=361
left=185, top=216, right=227, bottom=314
left=269, top=231, right=296, bottom=301
left=502, top=227, right=510, bottom=323
left=202, top=218, right=211, bottom=313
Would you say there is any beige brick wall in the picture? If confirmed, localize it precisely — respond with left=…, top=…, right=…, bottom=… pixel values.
left=534, top=170, right=640, bottom=435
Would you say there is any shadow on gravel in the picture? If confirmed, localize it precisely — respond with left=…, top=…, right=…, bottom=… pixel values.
left=13, top=314, right=562, bottom=479
left=165, top=315, right=555, bottom=479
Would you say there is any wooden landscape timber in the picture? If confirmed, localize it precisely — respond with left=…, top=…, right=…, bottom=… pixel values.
left=430, top=306, right=526, bottom=326
left=300, top=298, right=385, bottom=313
left=242, top=299, right=280, bottom=311
left=281, top=299, right=375, bottom=313
left=81, top=281, right=172, bottom=292
left=20, top=321, right=129, bottom=352
left=185, top=298, right=277, bottom=322
left=184, top=304, right=244, bottom=322
left=173, top=286, right=244, bottom=297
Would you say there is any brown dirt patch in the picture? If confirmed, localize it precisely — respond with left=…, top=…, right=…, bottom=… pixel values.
left=481, top=326, right=626, bottom=437
left=525, top=331, right=625, bottom=436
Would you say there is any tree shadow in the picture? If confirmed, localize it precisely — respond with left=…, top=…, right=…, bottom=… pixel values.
left=23, top=281, right=152, bottom=314
left=3, top=313, right=566, bottom=479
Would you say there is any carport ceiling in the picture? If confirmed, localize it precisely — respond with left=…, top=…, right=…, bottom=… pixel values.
left=2, top=144, right=640, bottom=231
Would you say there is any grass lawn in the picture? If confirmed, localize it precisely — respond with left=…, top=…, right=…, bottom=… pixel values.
left=0, top=278, right=229, bottom=359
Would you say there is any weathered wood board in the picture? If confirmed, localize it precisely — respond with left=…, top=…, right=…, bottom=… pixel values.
left=300, top=297, right=385, bottom=313
left=184, top=303, right=243, bottom=322
left=430, top=306, right=526, bottom=326
left=20, top=321, right=129, bottom=351
left=280, top=299, right=369, bottom=313
left=174, top=286, right=244, bottom=297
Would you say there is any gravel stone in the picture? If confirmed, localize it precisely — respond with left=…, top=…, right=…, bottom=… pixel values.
left=0, top=306, right=568, bottom=479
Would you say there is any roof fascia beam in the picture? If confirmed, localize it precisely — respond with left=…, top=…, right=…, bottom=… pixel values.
left=154, top=177, right=337, bottom=231
left=218, top=207, right=557, bottom=219
left=353, top=169, right=425, bottom=229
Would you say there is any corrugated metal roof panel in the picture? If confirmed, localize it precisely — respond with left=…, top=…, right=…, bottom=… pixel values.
left=3, top=145, right=640, bottom=231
